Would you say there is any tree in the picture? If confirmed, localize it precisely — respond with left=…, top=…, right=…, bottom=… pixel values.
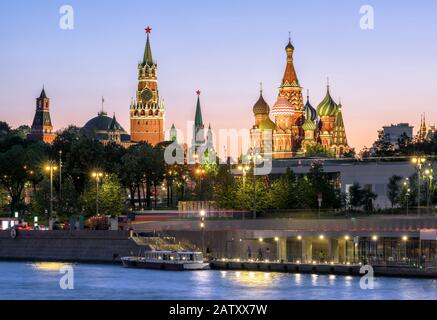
left=82, top=174, right=125, bottom=217
left=213, top=165, right=237, bottom=209
left=303, top=163, right=343, bottom=209
left=348, top=182, right=377, bottom=212
left=372, top=130, right=395, bottom=157
left=304, top=143, right=335, bottom=157
left=270, top=169, right=299, bottom=209
left=63, top=136, right=105, bottom=194
left=387, top=175, right=402, bottom=210
left=0, top=121, right=11, bottom=137
left=11, top=125, right=30, bottom=139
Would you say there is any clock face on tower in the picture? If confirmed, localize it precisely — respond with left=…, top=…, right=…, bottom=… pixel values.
left=141, top=88, right=153, bottom=102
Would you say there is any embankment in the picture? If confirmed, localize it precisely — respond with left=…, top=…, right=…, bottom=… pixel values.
left=0, top=230, right=148, bottom=263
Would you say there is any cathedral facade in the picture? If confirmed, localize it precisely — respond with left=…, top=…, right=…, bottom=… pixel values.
left=250, top=38, right=350, bottom=158
left=130, top=27, right=165, bottom=146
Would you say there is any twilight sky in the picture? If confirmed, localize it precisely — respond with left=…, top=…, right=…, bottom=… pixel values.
left=1, top=0, right=437, bottom=153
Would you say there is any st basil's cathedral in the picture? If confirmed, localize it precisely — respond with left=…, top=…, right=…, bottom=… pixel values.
left=250, top=37, right=350, bottom=158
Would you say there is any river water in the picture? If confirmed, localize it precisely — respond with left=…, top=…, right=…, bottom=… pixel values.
left=0, top=261, right=436, bottom=300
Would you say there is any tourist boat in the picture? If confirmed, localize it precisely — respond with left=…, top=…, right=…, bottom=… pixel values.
left=121, top=251, right=210, bottom=271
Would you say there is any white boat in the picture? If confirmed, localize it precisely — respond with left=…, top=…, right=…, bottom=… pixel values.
left=121, top=251, right=210, bottom=271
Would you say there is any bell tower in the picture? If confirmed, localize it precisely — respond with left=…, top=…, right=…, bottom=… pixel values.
left=130, top=26, right=165, bottom=145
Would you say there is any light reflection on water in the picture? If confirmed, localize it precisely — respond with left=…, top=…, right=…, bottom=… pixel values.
left=0, top=262, right=436, bottom=300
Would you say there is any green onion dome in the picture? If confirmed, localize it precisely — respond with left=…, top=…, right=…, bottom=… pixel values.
left=304, top=99, right=317, bottom=121
left=317, top=87, right=338, bottom=117
left=259, top=117, right=276, bottom=131
left=302, top=118, right=317, bottom=131
left=252, top=92, right=270, bottom=115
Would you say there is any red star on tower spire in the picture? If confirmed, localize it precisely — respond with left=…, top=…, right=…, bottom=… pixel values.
left=145, top=26, right=152, bottom=34
left=196, top=90, right=201, bottom=96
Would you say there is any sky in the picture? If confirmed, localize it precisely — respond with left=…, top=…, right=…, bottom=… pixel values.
left=1, top=0, right=437, bottom=153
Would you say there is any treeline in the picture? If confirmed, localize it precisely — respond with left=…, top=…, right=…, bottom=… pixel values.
left=0, top=122, right=183, bottom=219
left=213, top=164, right=378, bottom=213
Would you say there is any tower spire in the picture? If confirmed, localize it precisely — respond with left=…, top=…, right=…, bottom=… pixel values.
left=143, top=26, right=153, bottom=65
left=282, top=35, right=298, bottom=87
left=195, top=90, right=203, bottom=127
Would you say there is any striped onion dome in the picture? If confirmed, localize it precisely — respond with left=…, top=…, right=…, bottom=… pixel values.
left=259, top=117, right=276, bottom=130
left=304, top=99, right=317, bottom=121
left=252, top=92, right=270, bottom=115
left=302, top=118, right=317, bottom=131
left=317, top=87, right=338, bottom=117
left=271, top=95, right=293, bottom=116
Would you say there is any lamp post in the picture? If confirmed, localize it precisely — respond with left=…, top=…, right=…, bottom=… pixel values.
left=403, top=178, right=410, bottom=216
left=424, top=167, right=433, bottom=214
left=58, top=150, right=62, bottom=203
left=195, top=167, right=206, bottom=200
left=45, top=162, right=58, bottom=217
left=91, top=171, right=104, bottom=216
left=411, top=156, right=426, bottom=215
left=200, top=209, right=206, bottom=255
left=248, top=148, right=263, bottom=220
left=238, top=164, right=250, bottom=220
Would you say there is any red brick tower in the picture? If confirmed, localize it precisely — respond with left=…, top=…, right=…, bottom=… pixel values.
left=130, top=27, right=165, bottom=145
left=27, top=87, right=56, bottom=144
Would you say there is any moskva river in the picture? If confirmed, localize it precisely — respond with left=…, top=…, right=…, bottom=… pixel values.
left=1, top=261, right=437, bottom=300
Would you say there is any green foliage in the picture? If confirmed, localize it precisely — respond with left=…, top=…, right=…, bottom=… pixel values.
left=348, top=182, right=377, bottom=212
left=82, top=174, right=125, bottom=217
left=305, top=143, right=335, bottom=157
left=387, top=175, right=402, bottom=209
left=213, top=163, right=344, bottom=212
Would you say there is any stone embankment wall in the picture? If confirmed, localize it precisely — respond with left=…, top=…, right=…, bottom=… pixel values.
left=0, top=230, right=148, bottom=263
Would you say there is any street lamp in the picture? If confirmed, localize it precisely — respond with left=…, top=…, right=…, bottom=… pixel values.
left=403, top=178, right=410, bottom=216
left=45, top=162, right=58, bottom=217
left=58, top=150, right=62, bottom=203
left=200, top=209, right=206, bottom=255
left=424, top=167, right=434, bottom=213
left=91, top=171, right=104, bottom=216
left=411, top=156, right=426, bottom=215
left=195, top=167, right=206, bottom=200
left=248, top=148, right=263, bottom=220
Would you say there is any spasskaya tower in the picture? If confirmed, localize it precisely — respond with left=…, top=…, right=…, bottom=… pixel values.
left=130, top=26, right=165, bottom=145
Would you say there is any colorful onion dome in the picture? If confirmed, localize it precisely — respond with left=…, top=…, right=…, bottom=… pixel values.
left=302, top=118, right=317, bottom=131
left=252, top=92, right=270, bottom=115
left=304, top=95, right=317, bottom=121
left=271, top=95, right=294, bottom=116
left=259, top=117, right=276, bottom=131
left=317, top=86, right=338, bottom=117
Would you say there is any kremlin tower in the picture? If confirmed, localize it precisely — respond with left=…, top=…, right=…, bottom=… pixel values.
left=27, top=88, right=56, bottom=144
left=130, top=27, right=165, bottom=146
left=250, top=36, right=350, bottom=158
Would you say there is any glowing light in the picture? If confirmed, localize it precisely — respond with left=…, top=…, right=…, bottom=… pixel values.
left=344, top=235, right=350, bottom=240
left=200, top=210, right=206, bottom=217
left=274, top=237, right=279, bottom=242
left=372, top=235, right=378, bottom=241
left=32, top=262, right=71, bottom=272
left=258, top=238, right=263, bottom=242
left=402, top=236, right=408, bottom=241
left=319, top=234, right=324, bottom=240
left=297, top=235, right=302, bottom=240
